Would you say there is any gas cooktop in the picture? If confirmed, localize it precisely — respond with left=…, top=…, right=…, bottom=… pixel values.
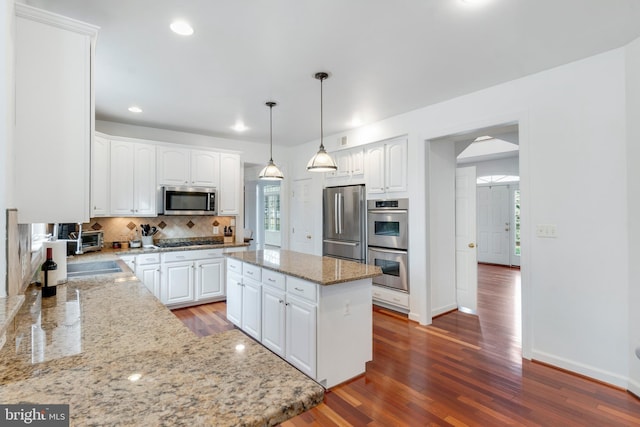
left=155, top=240, right=222, bottom=248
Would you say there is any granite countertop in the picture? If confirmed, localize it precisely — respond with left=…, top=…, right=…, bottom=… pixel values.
left=227, top=249, right=382, bottom=285
left=0, top=266, right=324, bottom=425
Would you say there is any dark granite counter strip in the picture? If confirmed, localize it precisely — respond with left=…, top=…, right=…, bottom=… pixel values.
left=0, top=263, right=324, bottom=425
left=227, top=249, right=382, bottom=285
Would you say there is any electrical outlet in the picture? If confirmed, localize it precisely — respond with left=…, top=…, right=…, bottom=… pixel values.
left=536, top=224, right=558, bottom=238
left=213, top=226, right=219, bottom=234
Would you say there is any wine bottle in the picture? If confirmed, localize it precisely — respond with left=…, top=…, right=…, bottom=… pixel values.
left=41, top=247, right=58, bottom=297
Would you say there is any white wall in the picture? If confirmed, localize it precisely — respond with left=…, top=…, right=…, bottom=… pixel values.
left=625, top=37, right=640, bottom=397
left=284, top=47, right=631, bottom=387
left=460, top=155, right=519, bottom=178
left=0, top=0, right=15, bottom=296
left=426, top=140, right=457, bottom=317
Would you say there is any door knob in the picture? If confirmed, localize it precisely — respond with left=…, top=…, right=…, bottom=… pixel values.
left=468, top=243, right=476, bottom=248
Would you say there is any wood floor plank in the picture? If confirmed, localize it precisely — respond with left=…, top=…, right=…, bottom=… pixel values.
left=171, top=264, right=640, bottom=426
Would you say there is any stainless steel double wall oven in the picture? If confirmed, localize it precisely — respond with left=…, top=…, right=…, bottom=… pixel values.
left=367, top=199, right=409, bottom=293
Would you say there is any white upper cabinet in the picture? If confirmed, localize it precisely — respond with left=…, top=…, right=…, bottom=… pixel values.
left=14, top=4, right=98, bottom=223
left=365, top=137, right=408, bottom=198
left=219, top=153, right=241, bottom=215
left=91, top=135, right=110, bottom=217
left=110, top=141, right=156, bottom=216
left=157, top=146, right=220, bottom=188
left=157, top=147, right=190, bottom=186
left=191, top=150, right=220, bottom=187
left=325, top=148, right=365, bottom=185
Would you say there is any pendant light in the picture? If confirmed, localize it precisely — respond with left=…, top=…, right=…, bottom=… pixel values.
left=258, top=101, right=284, bottom=180
left=307, top=72, right=337, bottom=172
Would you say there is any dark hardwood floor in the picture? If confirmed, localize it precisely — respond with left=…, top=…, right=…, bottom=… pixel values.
left=171, top=264, right=640, bottom=426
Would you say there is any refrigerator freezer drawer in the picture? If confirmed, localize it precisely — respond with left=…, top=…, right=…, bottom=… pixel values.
left=323, top=239, right=365, bottom=262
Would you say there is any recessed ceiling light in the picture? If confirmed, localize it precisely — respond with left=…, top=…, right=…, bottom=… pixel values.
left=231, top=121, right=249, bottom=132
left=128, top=106, right=142, bottom=113
left=170, top=20, right=194, bottom=36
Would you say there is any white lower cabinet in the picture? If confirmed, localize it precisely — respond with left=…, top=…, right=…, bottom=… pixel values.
left=228, top=260, right=370, bottom=388
left=241, top=278, right=262, bottom=341
left=162, top=260, right=194, bottom=305
left=195, top=258, right=225, bottom=300
left=135, top=253, right=161, bottom=299
left=120, top=248, right=239, bottom=308
left=226, top=271, right=243, bottom=327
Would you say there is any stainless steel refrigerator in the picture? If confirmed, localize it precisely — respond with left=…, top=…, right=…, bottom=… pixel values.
left=323, top=184, right=366, bottom=262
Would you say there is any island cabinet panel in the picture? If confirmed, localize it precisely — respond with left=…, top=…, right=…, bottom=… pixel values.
left=227, top=254, right=375, bottom=389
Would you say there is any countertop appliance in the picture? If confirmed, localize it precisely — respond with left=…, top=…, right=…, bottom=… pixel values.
left=160, top=186, right=217, bottom=216
left=367, top=199, right=409, bottom=293
left=323, top=184, right=366, bottom=263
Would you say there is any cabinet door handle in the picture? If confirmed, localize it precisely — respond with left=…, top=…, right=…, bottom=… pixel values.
left=268, top=278, right=275, bottom=282
left=278, top=299, right=284, bottom=304
left=285, top=302, right=290, bottom=306
left=294, top=287, right=304, bottom=292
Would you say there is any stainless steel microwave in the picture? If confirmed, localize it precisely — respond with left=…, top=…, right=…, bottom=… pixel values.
left=160, top=186, right=217, bottom=215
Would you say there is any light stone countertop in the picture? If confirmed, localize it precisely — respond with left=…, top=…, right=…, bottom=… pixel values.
left=227, top=249, right=383, bottom=285
left=0, top=295, right=24, bottom=342
left=0, top=258, right=324, bottom=426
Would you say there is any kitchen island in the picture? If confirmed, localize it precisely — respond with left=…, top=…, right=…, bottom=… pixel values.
left=0, top=261, right=324, bottom=426
left=226, top=249, right=382, bottom=388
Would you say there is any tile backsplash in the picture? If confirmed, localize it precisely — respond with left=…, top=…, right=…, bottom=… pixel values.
left=83, top=215, right=237, bottom=244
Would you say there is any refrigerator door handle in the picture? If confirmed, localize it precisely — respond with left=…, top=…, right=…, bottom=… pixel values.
left=338, top=193, right=343, bottom=234
left=334, top=193, right=339, bottom=234
left=323, top=239, right=359, bottom=246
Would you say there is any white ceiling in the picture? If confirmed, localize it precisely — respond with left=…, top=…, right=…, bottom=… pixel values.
left=27, top=0, right=640, bottom=147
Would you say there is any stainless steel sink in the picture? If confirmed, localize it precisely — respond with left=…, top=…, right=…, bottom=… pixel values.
left=67, top=260, right=123, bottom=277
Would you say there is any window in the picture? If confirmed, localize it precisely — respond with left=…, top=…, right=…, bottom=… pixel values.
left=477, top=175, right=520, bottom=184
left=263, top=185, right=280, bottom=232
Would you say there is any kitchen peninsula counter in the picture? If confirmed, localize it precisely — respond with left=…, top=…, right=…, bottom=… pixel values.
left=0, top=267, right=324, bottom=425
left=227, top=249, right=382, bottom=285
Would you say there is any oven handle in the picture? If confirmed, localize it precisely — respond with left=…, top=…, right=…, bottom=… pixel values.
left=324, top=239, right=359, bottom=246
left=367, top=209, right=407, bottom=214
left=368, top=247, right=407, bottom=255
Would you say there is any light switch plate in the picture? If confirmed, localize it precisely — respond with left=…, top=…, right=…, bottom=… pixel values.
left=536, top=224, right=557, bottom=238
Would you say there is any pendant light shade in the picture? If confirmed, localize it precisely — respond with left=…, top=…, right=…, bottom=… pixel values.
left=259, top=101, right=284, bottom=180
left=307, top=72, right=337, bottom=172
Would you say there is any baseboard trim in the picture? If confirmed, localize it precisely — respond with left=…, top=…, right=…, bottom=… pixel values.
left=628, top=378, right=640, bottom=399
left=532, top=350, right=628, bottom=388
left=431, top=304, right=457, bottom=318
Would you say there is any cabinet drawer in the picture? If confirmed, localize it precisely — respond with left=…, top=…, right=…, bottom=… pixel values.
left=372, top=285, right=409, bottom=308
left=262, top=269, right=285, bottom=290
left=162, top=251, right=194, bottom=263
left=243, top=263, right=262, bottom=281
left=189, top=248, right=223, bottom=259
left=286, top=277, right=317, bottom=303
left=226, top=258, right=242, bottom=274
left=136, top=253, right=160, bottom=265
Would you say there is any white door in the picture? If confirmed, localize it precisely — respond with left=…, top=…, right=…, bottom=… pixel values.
left=195, top=258, right=224, bottom=300
left=262, top=286, right=286, bottom=357
left=455, top=167, right=478, bottom=313
left=241, top=279, right=262, bottom=340
left=286, top=296, right=317, bottom=378
left=110, top=141, right=135, bottom=215
left=133, top=143, right=156, bottom=216
left=477, top=185, right=510, bottom=265
left=226, top=272, right=243, bottom=327
left=157, top=146, right=190, bottom=186
left=290, top=179, right=314, bottom=254
left=162, top=261, right=194, bottom=305
left=91, top=136, right=110, bottom=216
left=136, top=264, right=160, bottom=298
left=219, top=153, right=240, bottom=215
left=191, top=150, right=220, bottom=187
